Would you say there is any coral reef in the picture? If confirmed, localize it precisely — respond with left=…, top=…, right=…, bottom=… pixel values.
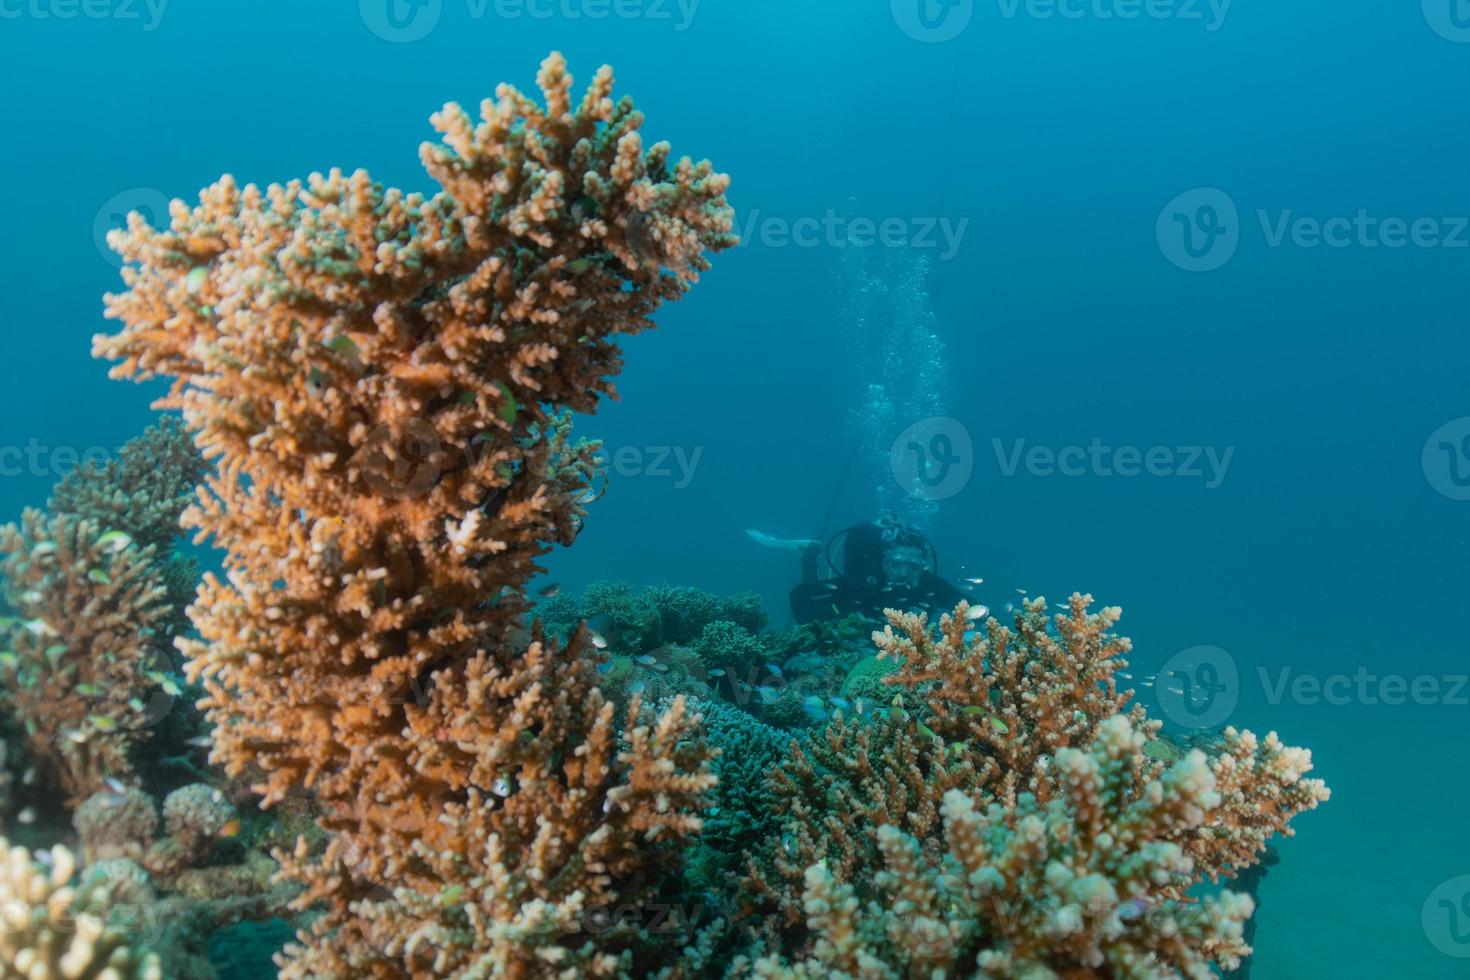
left=75, top=786, right=163, bottom=864
left=49, top=416, right=206, bottom=629
left=98, top=53, right=734, bottom=976
left=0, top=510, right=172, bottom=806
left=0, top=836, right=162, bottom=978
left=544, top=581, right=766, bottom=655
left=739, top=597, right=1329, bottom=976
left=49, top=417, right=205, bottom=554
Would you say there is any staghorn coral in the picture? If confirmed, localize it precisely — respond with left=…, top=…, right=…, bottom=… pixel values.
left=742, top=597, right=1329, bottom=977
left=0, top=837, right=162, bottom=978
left=49, top=416, right=205, bottom=555
left=0, top=510, right=172, bottom=806
left=98, top=53, right=734, bottom=976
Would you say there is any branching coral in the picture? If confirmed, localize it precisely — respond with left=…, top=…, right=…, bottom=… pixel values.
left=0, top=837, right=162, bottom=978
left=49, top=416, right=207, bottom=628
left=0, top=510, right=172, bottom=806
left=49, top=417, right=205, bottom=555
left=743, top=598, right=1329, bottom=977
left=97, top=53, right=734, bottom=976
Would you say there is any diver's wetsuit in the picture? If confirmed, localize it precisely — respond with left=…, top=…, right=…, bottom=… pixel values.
left=788, top=522, right=966, bottom=625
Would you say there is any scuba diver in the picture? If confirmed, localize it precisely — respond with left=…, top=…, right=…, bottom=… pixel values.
left=749, top=516, right=966, bottom=626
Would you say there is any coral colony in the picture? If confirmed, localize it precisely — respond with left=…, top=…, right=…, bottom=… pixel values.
left=0, top=55, right=1326, bottom=977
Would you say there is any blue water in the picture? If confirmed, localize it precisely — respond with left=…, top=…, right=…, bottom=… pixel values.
left=3, top=2, right=1468, bottom=975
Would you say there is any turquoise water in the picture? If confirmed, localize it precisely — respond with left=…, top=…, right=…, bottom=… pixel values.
left=3, top=1, right=1468, bottom=976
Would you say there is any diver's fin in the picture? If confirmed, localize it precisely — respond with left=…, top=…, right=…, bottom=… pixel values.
left=745, top=529, right=820, bottom=551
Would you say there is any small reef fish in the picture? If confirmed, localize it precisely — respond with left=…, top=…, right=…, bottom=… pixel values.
left=636, top=655, right=659, bottom=667
left=964, top=577, right=984, bottom=585
left=218, top=819, right=242, bottom=838
left=30, top=542, right=58, bottom=558
left=97, top=531, right=133, bottom=552
left=828, top=696, right=852, bottom=711
left=537, top=584, right=562, bottom=599
left=763, top=663, right=784, bottom=678
left=707, top=668, right=726, bottom=678
left=186, top=736, right=214, bottom=749
left=801, top=696, right=827, bottom=722
left=964, top=605, right=990, bottom=622
left=782, top=653, right=822, bottom=674
left=23, top=620, right=57, bottom=638
left=104, top=777, right=128, bottom=794
left=88, top=569, right=113, bottom=586
left=16, top=807, right=35, bottom=825
left=588, top=632, right=608, bottom=650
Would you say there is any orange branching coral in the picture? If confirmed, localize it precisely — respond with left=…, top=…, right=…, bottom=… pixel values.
left=744, top=598, right=1329, bottom=977
left=97, top=53, right=733, bottom=976
left=0, top=510, right=171, bottom=806
left=745, top=596, right=1143, bottom=928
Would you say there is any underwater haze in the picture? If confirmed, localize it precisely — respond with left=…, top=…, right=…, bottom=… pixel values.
left=1, top=1, right=1468, bottom=977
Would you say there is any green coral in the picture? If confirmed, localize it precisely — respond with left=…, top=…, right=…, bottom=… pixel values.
left=840, top=654, right=899, bottom=705
left=694, top=620, right=768, bottom=678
